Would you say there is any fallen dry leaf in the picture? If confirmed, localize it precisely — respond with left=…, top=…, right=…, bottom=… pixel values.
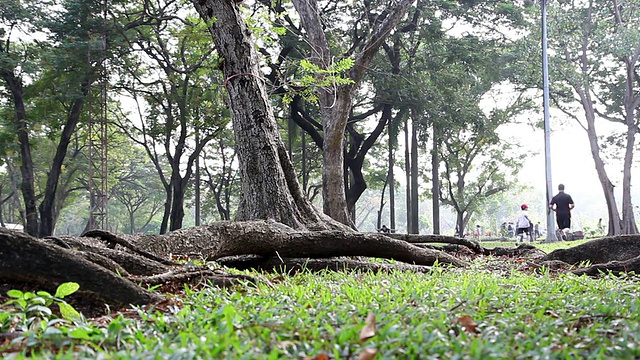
left=456, top=314, right=480, bottom=334
left=276, top=340, right=295, bottom=350
left=302, top=353, right=329, bottom=360
left=357, top=348, right=378, bottom=360
left=360, top=312, right=376, bottom=341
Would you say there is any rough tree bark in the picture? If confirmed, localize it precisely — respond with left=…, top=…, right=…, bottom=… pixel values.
left=191, top=0, right=335, bottom=231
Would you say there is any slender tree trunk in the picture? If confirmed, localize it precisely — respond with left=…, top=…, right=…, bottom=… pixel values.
left=169, top=142, right=205, bottom=231
left=619, top=47, right=639, bottom=234
left=565, top=9, right=623, bottom=235
left=291, top=0, right=414, bottom=228
left=169, top=179, right=186, bottom=231
left=302, top=132, right=308, bottom=193
left=410, top=115, right=419, bottom=234
left=5, top=160, right=26, bottom=228
left=160, top=184, right=172, bottom=234
left=195, top=131, right=201, bottom=227
left=130, top=211, right=136, bottom=234
left=575, top=90, right=622, bottom=235
left=377, top=175, right=388, bottom=230
left=404, top=118, right=412, bottom=233
left=456, top=213, right=465, bottom=237
left=344, top=106, right=389, bottom=219
left=620, top=119, right=638, bottom=234
left=389, top=119, right=396, bottom=232
left=0, top=70, right=38, bottom=236
left=432, top=128, right=440, bottom=234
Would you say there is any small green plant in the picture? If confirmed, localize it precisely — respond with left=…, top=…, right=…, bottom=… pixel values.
left=0, top=282, right=93, bottom=353
left=3, top=282, right=81, bottom=325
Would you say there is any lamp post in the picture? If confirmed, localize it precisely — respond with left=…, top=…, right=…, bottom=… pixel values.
left=541, top=0, right=557, bottom=241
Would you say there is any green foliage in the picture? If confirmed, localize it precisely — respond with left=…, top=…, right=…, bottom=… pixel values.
left=0, top=281, right=156, bottom=356
left=283, top=58, right=356, bottom=104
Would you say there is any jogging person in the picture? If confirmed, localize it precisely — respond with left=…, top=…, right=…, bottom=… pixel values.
left=549, top=183, right=575, bottom=233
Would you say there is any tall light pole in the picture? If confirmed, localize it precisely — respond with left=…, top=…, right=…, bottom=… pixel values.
left=541, top=0, right=557, bottom=241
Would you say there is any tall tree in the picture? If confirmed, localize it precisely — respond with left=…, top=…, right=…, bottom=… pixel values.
left=547, top=0, right=639, bottom=234
left=291, top=0, right=415, bottom=227
left=113, top=0, right=223, bottom=232
left=191, top=0, right=345, bottom=231
left=1, top=0, right=107, bottom=237
left=0, top=0, right=39, bottom=236
left=201, top=127, right=238, bottom=222
left=109, top=151, right=164, bottom=234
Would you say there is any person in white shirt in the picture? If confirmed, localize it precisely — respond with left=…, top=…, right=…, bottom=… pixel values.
left=515, top=204, right=533, bottom=245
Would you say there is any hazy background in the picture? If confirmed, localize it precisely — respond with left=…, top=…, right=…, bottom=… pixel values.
left=510, top=110, right=639, bottom=232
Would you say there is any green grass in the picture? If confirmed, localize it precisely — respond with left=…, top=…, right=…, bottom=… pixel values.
left=3, top=259, right=640, bottom=359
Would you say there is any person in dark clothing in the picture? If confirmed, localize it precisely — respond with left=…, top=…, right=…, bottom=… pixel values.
left=549, top=183, right=575, bottom=230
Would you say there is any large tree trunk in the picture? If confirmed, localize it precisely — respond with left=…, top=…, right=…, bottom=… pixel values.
left=191, top=0, right=332, bottom=231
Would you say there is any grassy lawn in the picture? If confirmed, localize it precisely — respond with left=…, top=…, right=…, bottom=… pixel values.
left=2, top=239, right=639, bottom=359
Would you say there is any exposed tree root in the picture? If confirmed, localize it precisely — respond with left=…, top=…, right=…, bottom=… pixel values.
left=1, top=221, right=469, bottom=306
left=571, top=256, right=640, bottom=277
left=133, top=267, right=258, bottom=288
left=541, top=235, right=640, bottom=265
left=43, top=236, right=169, bottom=276
left=0, top=228, right=161, bottom=307
left=91, top=220, right=470, bottom=267
left=217, top=255, right=433, bottom=274
left=384, top=233, right=483, bottom=254
left=81, top=230, right=178, bottom=266
left=4, top=225, right=640, bottom=307
left=485, top=243, right=547, bottom=259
